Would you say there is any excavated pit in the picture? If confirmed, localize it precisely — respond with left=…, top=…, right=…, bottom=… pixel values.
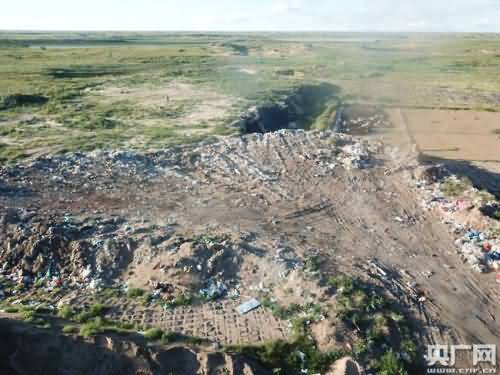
left=234, top=83, right=339, bottom=134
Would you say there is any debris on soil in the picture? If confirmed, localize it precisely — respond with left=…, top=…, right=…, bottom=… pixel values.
left=0, top=124, right=498, bottom=374
left=416, top=165, right=500, bottom=274
left=337, top=104, right=390, bottom=135
left=237, top=298, right=261, bottom=315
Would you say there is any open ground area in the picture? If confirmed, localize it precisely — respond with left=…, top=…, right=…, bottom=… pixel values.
left=0, top=31, right=499, bottom=375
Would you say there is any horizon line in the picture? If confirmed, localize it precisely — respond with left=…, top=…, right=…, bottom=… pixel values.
left=1, top=29, right=499, bottom=34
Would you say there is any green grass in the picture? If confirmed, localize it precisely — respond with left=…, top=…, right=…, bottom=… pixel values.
left=440, top=176, right=472, bottom=198
left=62, top=325, right=79, bottom=334
left=226, top=337, right=346, bottom=374
left=144, top=327, right=164, bottom=341
left=327, top=276, right=421, bottom=373
left=376, top=350, right=409, bottom=375
left=0, top=32, right=498, bottom=162
left=21, top=309, right=46, bottom=326
left=79, top=317, right=106, bottom=337
left=142, top=327, right=208, bottom=346
left=310, top=101, right=338, bottom=131
left=57, top=305, right=74, bottom=319
left=126, top=287, right=145, bottom=298
left=162, top=293, right=195, bottom=309
left=74, top=303, right=107, bottom=323
left=3, top=306, right=19, bottom=313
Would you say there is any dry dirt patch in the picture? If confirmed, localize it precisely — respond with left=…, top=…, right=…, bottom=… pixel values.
left=402, top=109, right=500, bottom=162
left=93, top=81, right=236, bottom=126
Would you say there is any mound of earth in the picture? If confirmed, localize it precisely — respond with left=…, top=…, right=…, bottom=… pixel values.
left=0, top=317, right=270, bottom=375
left=0, top=124, right=498, bottom=373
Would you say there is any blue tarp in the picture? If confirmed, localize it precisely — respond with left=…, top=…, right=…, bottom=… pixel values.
left=237, top=298, right=261, bottom=315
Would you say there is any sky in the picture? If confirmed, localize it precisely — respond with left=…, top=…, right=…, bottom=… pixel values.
left=1, top=0, right=499, bottom=32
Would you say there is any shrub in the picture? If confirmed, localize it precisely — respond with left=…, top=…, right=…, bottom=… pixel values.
left=375, top=350, right=408, bottom=375
left=62, top=325, right=79, bottom=334
left=89, top=303, right=106, bottom=317
left=21, top=310, right=37, bottom=323
left=144, top=327, right=164, bottom=341
left=80, top=317, right=104, bottom=338
left=441, top=177, right=471, bottom=197
left=57, top=305, right=74, bottom=319
left=226, top=337, right=345, bottom=374
left=74, top=311, right=92, bottom=323
left=3, top=306, right=19, bottom=313
left=126, top=288, right=145, bottom=298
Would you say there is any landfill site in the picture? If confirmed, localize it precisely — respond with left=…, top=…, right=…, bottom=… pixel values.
left=1, top=89, right=499, bottom=374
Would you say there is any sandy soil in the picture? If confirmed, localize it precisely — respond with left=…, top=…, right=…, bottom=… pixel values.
left=1, top=106, right=499, bottom=373
left=93, top=81, right=236, bottom=126
left=401, top=109, right=500, bottom=162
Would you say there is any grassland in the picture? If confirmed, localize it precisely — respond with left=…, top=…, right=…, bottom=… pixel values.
left=0, top=31, right=499, bottom=162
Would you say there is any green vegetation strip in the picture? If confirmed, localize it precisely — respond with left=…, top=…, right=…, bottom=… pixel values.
left=327, top=276, right=420, bottom=374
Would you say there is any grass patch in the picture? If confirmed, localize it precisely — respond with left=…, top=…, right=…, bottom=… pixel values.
left=261, top=298, right=324, bottom=324
left=162, top=293, right=195, bottom=309
left=226, top=337, right=346, bottom=374
left=376, top=350, right=409, bottom=375
left=21, top=309, right=46, bottom=325
left=328, top=276, right=421, bottom=374
left=74, top=303, right=107, bottom=323
left=2, top=305, right=19, bottom=313
left=57, top=305, right=74, bottom=319
left=62, top=325, right=79, bottom=334
left=143, top=327, right=208, bottom=346
left=126, top=287, right=145, bottom=298
left=79, top=317, right=105, bottom=338
left=144, top=327, right=164, bottom=341
left=440, top=176, right=472, bottom=198
left=46, top=65, right=128, bottom=79
left=310, top=101, right=338, bottom=131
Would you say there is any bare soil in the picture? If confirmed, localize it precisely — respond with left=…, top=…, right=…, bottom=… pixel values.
left=1, top=107, right=499, bottom=373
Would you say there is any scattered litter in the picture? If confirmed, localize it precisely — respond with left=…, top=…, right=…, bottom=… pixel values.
left=199, top=279, right=228, bottom=300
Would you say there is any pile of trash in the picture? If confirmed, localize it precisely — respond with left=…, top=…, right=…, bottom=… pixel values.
left=415, top=167, right=500, bottom=277
left=455, top=230, right=500, bottom=273
left=199, top=278, right=229, bottom=300
left=338, top=141, right=375, bottom=170
left=341, top=112, right=389, bottom=135
left=275, top=247, right=304, bottom=278
left=0, top=207, right=164, bottom=291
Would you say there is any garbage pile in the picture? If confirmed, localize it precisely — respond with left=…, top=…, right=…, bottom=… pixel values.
left=0, top=207, right=159, bottom=291
left=275, top=247, right=304, bottom=278
left=455, top=230, right=500, bottom=273
left=341, top=112, right=389, bottom=135
left=338, top=141, right=375, bottom=170
left=416, top=167, right=500, bottom=276
left=199, top=278, right=228, bottom=300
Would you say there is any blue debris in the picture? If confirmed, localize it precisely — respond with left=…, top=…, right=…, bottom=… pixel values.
left=237, top=298, right=261, bottom=315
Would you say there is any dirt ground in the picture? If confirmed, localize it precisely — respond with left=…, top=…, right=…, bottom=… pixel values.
left=1, top=107, right=499, bottom=373
left=401, top=109, right=500, bottom=162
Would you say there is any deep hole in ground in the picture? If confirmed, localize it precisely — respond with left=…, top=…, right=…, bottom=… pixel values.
left=235, top=83, right=339, bottom=134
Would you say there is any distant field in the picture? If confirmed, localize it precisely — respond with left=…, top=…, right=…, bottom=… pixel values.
left=0, top=31, right=499, bottom=162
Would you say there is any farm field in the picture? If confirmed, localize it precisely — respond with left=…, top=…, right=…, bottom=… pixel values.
left=0, top=32, right=499, bottom=162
